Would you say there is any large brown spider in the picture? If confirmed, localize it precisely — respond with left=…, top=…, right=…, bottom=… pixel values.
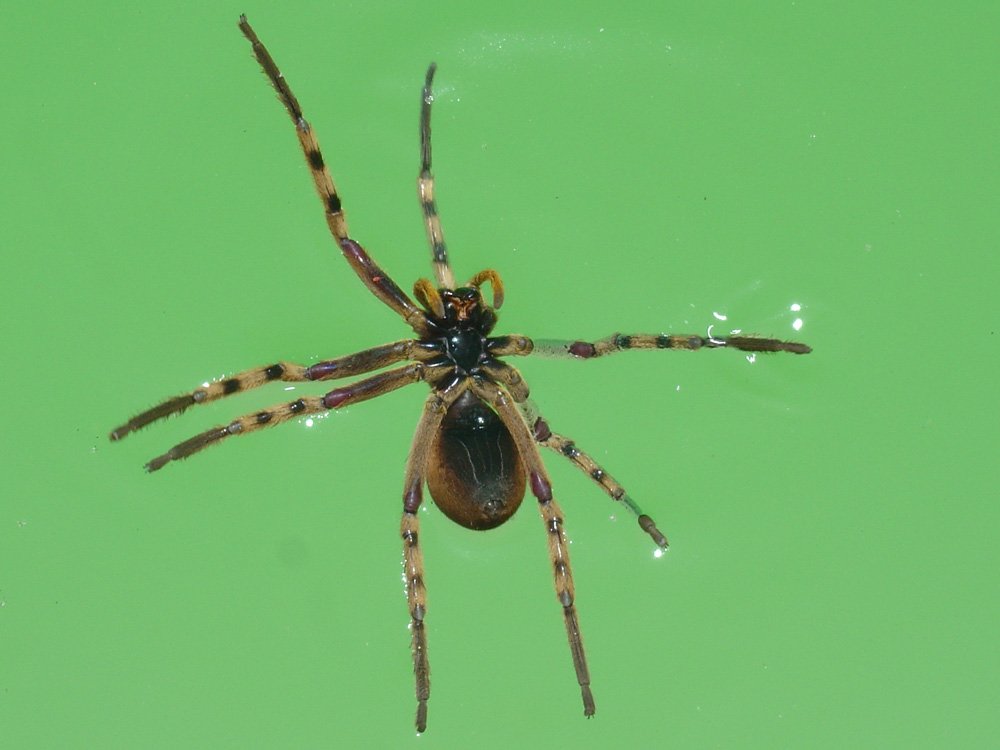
left=111, top=16, right=811, bottom=733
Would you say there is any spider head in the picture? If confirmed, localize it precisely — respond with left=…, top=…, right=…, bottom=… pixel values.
left=438, top=287, right=496, bottom=335
left=447, top=267, right=504, bottom=325
left=442, top=286, right=484, bottom=323
left=414, top=269, right=503, bottom=332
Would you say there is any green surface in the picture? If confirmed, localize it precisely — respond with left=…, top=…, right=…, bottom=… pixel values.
left=2, top=2, right=997, bottom=747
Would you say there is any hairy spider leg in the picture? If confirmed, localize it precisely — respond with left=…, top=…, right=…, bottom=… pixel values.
left=485, top=334, right=535, bottom=358
left=400, top=378, right=469, bottom=732
left=109, top=341, right=436, bottom=441
left=503, top=329, right=813, bottom=545
left=418, top=63, right=455, bottom=291
left=143, top=363, right=427, bottom=472
left=531, top=332, right=811, bottom=358
left=475, top=357, right=529, bottom=401
left=400, top=511, right=429, bottom=733
left=238, top=16, right=430, bottom=335
left=469, top=379, right=595, bottom=718
left=518, top=398, right=670, bottom=548
left=479, top=357, right=670, bottom=549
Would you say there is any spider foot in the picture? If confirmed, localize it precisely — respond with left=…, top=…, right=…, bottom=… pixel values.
left=416, top=701, right=427, bottom=733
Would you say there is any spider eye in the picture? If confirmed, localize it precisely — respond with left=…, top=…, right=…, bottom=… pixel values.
left=453, top=286, right=480, bottom=302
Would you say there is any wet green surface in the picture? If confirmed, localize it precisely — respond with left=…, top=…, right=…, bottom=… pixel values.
left=3, top=2, right=996, bottom=747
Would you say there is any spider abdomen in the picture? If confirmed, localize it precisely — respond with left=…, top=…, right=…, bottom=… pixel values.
left=426, top=390, right=526, bottom=530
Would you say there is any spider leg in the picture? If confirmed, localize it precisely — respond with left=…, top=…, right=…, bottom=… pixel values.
left=400, top=377, right=470, bottom=733
left=418, top=63, right=455, bottom=290
left=400, top=511, right=429, bottom=733
left=478, top=358, right=669, bottom=549
left=469, top=378, right=595, bottom=719
left=532, top=332, right=811, bottom=358
left=110, top=340, right=436, bottom=441
left=475, top=357, right=529, bottom=402
left=143, top=363, right=427, bottom=472
left=487, top=330, right=806, bottom=546
left=519, top=399, right=669, bottom=549
left=485, top=334, right=534, bottom=358
left=238, top=16, right=429, bottom=335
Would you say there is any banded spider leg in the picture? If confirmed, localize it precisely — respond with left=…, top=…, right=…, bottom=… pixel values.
left=469, top=377, right=596, bottom=718
left=113, top=361, right=431, bottom=472
left=238, top=16, right=432, bottom=336
left=494, top=328, right=811, bottom=547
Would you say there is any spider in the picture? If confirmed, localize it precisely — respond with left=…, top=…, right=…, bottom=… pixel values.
left=110, top=15, right=811, bottom=733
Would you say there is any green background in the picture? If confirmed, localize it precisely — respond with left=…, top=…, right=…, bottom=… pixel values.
left=3, top=1, right=996, bottom=747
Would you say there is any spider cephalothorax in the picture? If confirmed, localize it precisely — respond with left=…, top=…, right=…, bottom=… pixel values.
left=111, top=15, right=811, bottom=733
left=418, top=282, right=500, bottom=371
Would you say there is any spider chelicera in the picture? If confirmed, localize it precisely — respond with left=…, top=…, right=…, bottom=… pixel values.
left=110, top=16, right=811, bottom=733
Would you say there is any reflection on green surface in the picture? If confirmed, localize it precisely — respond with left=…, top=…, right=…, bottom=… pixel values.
left=2, top=2, right=998, bottom=747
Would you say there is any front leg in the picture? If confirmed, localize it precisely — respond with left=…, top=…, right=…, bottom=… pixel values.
left=238, top=17, right=430, bottom=336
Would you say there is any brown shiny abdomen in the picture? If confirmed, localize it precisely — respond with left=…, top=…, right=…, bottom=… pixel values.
left=426, top=391, right=526, bottom=530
